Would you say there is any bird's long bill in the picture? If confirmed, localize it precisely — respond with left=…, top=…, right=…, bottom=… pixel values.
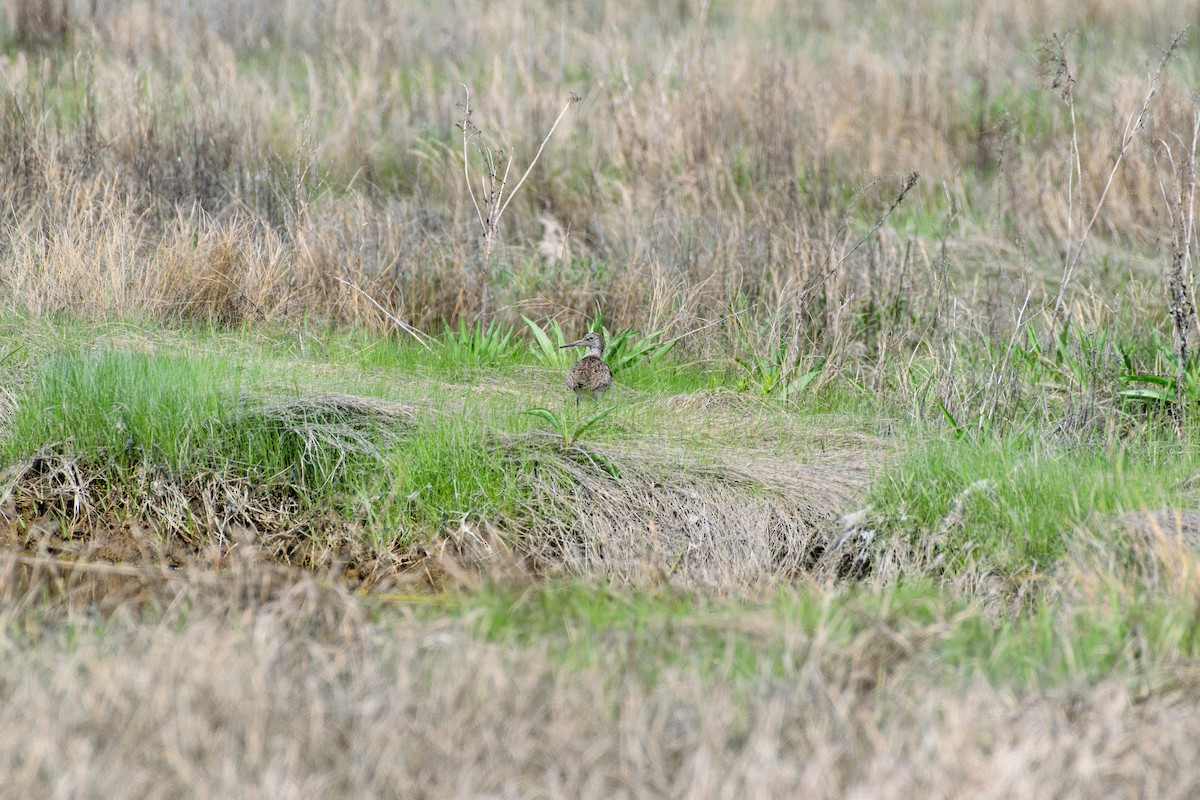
left=560, top=339, right=586, bottom=349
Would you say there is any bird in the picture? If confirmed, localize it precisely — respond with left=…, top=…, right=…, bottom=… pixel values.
left=560, top=331, right=613, bottom=406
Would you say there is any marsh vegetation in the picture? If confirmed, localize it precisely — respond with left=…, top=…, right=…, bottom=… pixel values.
left=2, top=0, right=1200, bottom=795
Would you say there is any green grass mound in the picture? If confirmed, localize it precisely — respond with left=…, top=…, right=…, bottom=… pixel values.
left=1, top=346, right=881, bottom=589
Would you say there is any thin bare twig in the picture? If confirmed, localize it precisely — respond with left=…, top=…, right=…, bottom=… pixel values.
left=333, top=276, right=438, bottom=349
left=794, top=172, right=921, bottom=304
left=786, top=171, right=920, bottom=377
left=458, top=88, right=579, bottom=324
left=1051, top=29, right=1185, bottom=325
left=459, top=85, right=486, bottom=235
left=496, top=96, right=578, bottom=221
left=825, top=171, right=920, bottom=282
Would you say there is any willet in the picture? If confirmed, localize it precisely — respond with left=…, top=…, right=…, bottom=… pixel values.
left=560, top=331, right=613, bottom=405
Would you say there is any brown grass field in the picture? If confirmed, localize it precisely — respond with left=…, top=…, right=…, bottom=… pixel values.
left=3, top=0, right=1200, bottom=796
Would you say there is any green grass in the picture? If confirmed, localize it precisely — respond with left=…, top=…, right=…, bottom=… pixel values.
left=359, top=414, right=535, bottom=549
left=870, top=433, right=1199, bottom=576
left=0, top=320, right=726, bottom=544
left=6, top=313, right=1200, bottom=703
left=4, top=349, right=250, bottom=476
left=1, top=347, right=415, bottom=513
left=15, top=313, right=1190, bottom=566
left=943, top=595, right=1200, bottom=689
left=5, top=312, right=1200, bottom=584
left=1, top=344, right=540, bottom=542
left=433, top=579, right=1200, bottom=692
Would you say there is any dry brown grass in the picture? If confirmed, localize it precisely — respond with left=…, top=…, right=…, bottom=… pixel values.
left=3, top=5, right=1200, bottom=791
left=1065, top=508, right=1200, bottom=605
left=0, top=0, right=1193, bottom=360
left=494, top=439, right=879, bottom=589
left=2, top=556, right=1200, bottom=799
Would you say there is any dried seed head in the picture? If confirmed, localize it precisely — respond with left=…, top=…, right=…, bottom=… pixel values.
left=1038, top=31, right=1076, bottom=102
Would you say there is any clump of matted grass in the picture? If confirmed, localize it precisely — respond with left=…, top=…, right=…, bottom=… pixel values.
left=441, top=435, right=880, bottom=591
left=1061, top=508, right=1200, bottom=605
left=1, top=348, right=418, bottom=572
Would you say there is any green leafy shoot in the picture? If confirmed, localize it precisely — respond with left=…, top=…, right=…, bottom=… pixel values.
left=522, top=315, right=574, bottom=367
left=602, top=327, right=676, bottom=373
left=443, top=318, right=522, bottom=364
left=524, top=315, right=675, bottom=374
left=937, top=396, right=968, bottom=441
left=522, top=404, right=617, bottom=449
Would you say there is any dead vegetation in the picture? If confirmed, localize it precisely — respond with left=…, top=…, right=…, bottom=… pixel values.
left=1, top=554, right=1199, bottom=799
left=450, top=439, right=880, bottom=590
left=0, top=0, right=1193, bottom=356
left=2, top=2, right=1200, bottom=791
left=1066, top=508, right=1200, bottom=603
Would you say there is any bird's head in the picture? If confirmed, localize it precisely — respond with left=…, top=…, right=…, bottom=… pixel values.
left=560, top=331, right=604, bottom=356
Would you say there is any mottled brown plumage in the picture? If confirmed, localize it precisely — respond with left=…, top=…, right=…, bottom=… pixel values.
left=561, top=332, right=613, bottom=405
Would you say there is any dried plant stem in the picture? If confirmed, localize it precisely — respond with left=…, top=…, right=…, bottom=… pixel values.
left=333, top=276, right=437, bottom=349
left=787, top=171, right=920, bottom=378
left=1158, top=105, right=1200, bottom=412
left=1065, top=96, right=1082, bottom=275
left=827, top=171, right=921, bottom=280
left=1051, top=30, right=1185, bottom=327
left=497, top=100, right=575, bottom=221
left=459, top=85, right=577, bottom=325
